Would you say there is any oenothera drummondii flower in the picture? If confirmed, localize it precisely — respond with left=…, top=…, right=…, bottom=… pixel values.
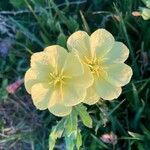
left=140, top=0, right=150, bottom=20
left=24, top=45, right=93, bottom=116
left=67, top=29, right=133, bottom=105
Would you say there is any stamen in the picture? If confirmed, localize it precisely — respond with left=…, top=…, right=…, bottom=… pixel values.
left=49, top=72, right=71, bottom=89
left=84, top=56, right=107, bottom=78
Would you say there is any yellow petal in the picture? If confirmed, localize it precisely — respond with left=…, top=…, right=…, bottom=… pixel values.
left=104, top=63, right=133, bottom=87
left=90, top=29, right=115, bottom=58
left=67, top=31, right=91, bottom=59
left=95, top=77, right=122, bottom=100
left=31, top=83, right=51, bottom=110
left=63, top=85, right=86, bottom=106
left=83, top=85, right=100, bottom=105
left=44, top=45, right=68, bottom=72
left=103, top=42, right=129, bottom=63
left=48, top=103, right=72, bottom=117
left=24, top=68, right=50, bottom=94
left=69, top=64, right=94, bottom=88
left=141, top=8, right=150, bottom=20
left=63, top=52, right=84, bottom=76
left=48, top=88, right=72, bottom=116
left=30, top=52, right=52, bottom=70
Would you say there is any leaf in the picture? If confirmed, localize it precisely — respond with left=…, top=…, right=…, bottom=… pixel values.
left=128, top=131, right=145, bottom=140
left=9, top=17, right=44, bottom=47
left=57, top=33, right=67, bottom=48
left=75, top=104, right=93, bottom=128
left=65, top=132, right=76, bottom=150
left=10, top=0, right=26, bottom=9
left=49, top=118, right=65, bottom=150
left=76, top=130, right=82, bottom=150
left=65, top=109, right=78, bottom=135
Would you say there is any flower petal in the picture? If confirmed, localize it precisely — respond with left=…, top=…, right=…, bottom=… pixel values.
left=95, top=77, right=122, bottom=100
left=44, top=45, right=68, bottom=72
left=104, top=63, right=133, bottom=87
left=68, top=64, right=94, bottom=88
left=48, top=88, right=72, bottom=116
left=83, top=85, right=100, bottom=105
left=90, top=29, right=115, bottom=58
left=31, top=83, right=52, bottom=110
left=103, top=42, right=129, bottom=63
left=48, top=103, right=72, bottom=117
left=30, top=52, right=52, bottom=70
left=63, top=52, right=84, bottom=76
left=24, top=68, right=50, bottom=94
left=67, top=31, right=91, bottom=59
left=63, top=85, right=87, bottom=106
left=141, top=8, right=150, bottom=20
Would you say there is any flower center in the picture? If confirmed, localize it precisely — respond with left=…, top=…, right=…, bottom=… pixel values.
left=49, top=72, right=70, bottom=88
left=84, top=56, right=107, bottom=77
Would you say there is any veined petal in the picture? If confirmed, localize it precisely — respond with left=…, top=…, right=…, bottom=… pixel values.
left=30, top=52, right=52, bottom=70
left=63, top=85, right=87, bottom=106
left=104, top=63, right=133, bottom=87
left=49, top=104, right=72, bottom=117
left=24, top=68, right=50, bottom=94
left=63, top=52, right=84, bottom=76
left=67, top=31, right=91, bottom=59
left=44, top=45, right=68, bottom=72
left=31, top=83, right=52, bottom=110
left=103, top=42, right=129, bottom=63
left=90, top=29, right=115, bottom=58
left=48, top=88, right=72, bottom=116
left=83, top=85, right=100, bottom=105
left=68, top=64, right=94, bottom=88
left=95, top=77, right=122, bottom=100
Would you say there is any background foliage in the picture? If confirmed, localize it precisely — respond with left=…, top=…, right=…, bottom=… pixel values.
left=0, top=0, right=150, bottom=149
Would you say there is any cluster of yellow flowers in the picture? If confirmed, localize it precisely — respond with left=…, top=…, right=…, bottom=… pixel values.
left=24, top=29, right=132, bottom=117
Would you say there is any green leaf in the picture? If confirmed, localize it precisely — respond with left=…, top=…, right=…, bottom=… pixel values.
left=76, top=130, right=82, bottom=150
left=128, top=131, right=145, bottom=140
left=9, top=17, right=44, bottom=47
left=10, top=0, right=26, bottom=9
left=49, top=118, right=65, bottom=150
left=57, top=33, right=67, bottom=48
left=75, top=104, right=93, bottom=128
left=65, top=132, right=76, bottom=150
left=65, top=109, right=78, bottom=135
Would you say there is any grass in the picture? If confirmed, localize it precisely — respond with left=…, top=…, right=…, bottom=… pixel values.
left=0, top=0, right=150, bottom=149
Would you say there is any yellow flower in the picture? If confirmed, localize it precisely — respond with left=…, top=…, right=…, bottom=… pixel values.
left=24, top=45, right=93, bottom=116
left=141, top=7, right=150, bottom=20
left=67, top=29, right=133, bottom=105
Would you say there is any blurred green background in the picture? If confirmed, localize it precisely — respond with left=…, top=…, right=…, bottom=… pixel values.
left=0, top=0, right=150, bottom=149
